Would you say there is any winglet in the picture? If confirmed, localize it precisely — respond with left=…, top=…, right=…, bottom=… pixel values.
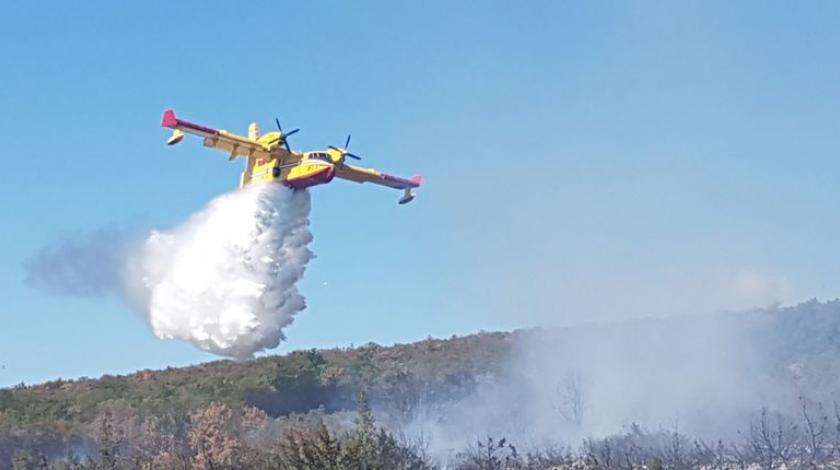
left=161, top=109, right=178, bottom=128
left=410, top=175, right=423, bottom=187
left=398, top=188, right=416, bottom=205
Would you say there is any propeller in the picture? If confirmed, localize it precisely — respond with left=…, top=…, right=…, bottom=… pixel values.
left=328, top=134, right=362, bottom=161
left=274, top=118, right=299, bottom=152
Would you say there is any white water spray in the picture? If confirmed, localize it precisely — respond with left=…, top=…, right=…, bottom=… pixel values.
left=126, top=185, right=313, bottom=358
left=27, top=184, right=314, bottom=359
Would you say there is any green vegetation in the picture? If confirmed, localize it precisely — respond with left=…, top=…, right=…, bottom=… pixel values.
left=0, top=332, right=513, bottom=467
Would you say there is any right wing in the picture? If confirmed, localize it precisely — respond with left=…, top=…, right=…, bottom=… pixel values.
left=335, top=163, right=422, bottom=190
left=335, top=163, right=422, bottom=204
left=161, top=109, right=280, bottom=161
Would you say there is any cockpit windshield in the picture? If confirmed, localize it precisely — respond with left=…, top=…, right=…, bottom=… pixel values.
left=310, top=152, right=331, bottom=162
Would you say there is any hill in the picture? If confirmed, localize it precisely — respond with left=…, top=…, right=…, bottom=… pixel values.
left=1, top=331, right=513, bottom=431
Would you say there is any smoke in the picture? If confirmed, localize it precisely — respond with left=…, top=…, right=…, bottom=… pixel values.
left=401, top=309, right=813, bottom=460
left=730, top=269, right=793, bottom=308
left=26, top=184, right=313, bottom=359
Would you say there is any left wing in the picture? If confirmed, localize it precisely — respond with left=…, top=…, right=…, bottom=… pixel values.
left=161, top=109, right=278, bottom=161
left=335, top=163, right=422, bottom=204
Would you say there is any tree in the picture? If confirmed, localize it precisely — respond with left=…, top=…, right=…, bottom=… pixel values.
left=456, top=436, right=519, bottom=470
left=95, top=410, right=123, bottom=469
left=189, top=402, right=242, bottom=470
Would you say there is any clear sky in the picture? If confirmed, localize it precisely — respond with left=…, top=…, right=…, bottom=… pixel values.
left=1, top=1, right=839, bottom=387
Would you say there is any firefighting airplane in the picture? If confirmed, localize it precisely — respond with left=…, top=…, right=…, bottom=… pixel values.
left=161, top=109, right=422, bottom=204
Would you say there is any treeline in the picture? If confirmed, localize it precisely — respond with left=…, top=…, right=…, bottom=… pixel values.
left=0, top=332, right=513, bottom=434
left=0, top=333, right=513, bottom=467
left=7, top=394, right=434, bottom=469
left=10, top=396, right=840, bottom=469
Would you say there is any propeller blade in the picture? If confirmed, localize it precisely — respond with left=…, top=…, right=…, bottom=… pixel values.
left=274, top=118, right=298, bottom=152
left=344, top=134, right=351, bottom=149
left=328, top=140, right=361, bottom=160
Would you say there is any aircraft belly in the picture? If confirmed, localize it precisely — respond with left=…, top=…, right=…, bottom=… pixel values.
left=285, top=163, right=335, bottom=189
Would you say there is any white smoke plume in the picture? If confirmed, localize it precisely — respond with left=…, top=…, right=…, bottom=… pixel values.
left=400, top=310, right=811, bottom=460
left=26, top=184, right=313, bottom=359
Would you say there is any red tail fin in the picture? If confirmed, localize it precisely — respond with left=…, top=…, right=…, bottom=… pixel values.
left=161, top=109, right=178, bottom=128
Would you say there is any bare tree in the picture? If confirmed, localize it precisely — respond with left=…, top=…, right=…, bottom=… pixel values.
left=740, top=408, right=798, bottom=470
left=798, top=397, right=828, bottom=468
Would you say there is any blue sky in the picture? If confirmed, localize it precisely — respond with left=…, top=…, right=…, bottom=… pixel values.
left=1, top=1, right=839, bottom=387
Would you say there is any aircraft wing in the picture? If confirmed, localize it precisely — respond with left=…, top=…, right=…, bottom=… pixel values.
left=161, top=109, right=276, bottom=160
left=335, top=163, right=422, bottom=189
left=335, top=163, right=422, bottom=204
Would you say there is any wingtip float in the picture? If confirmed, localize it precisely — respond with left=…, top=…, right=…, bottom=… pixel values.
left=160, top=109, right=422, bottom=204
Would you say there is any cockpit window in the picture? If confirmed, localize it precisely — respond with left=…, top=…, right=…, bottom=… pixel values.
left=311, top=152, right=330, bottom=161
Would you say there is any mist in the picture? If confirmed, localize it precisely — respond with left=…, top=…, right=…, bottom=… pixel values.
left=25, top=228, right=141, bottom=297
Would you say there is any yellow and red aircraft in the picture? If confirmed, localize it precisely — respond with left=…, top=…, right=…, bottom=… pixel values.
left=161, top=109, right=422, bottom=204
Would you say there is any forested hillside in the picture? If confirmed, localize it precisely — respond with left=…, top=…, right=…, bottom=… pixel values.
left=5, top=300, right=840, bottom=469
